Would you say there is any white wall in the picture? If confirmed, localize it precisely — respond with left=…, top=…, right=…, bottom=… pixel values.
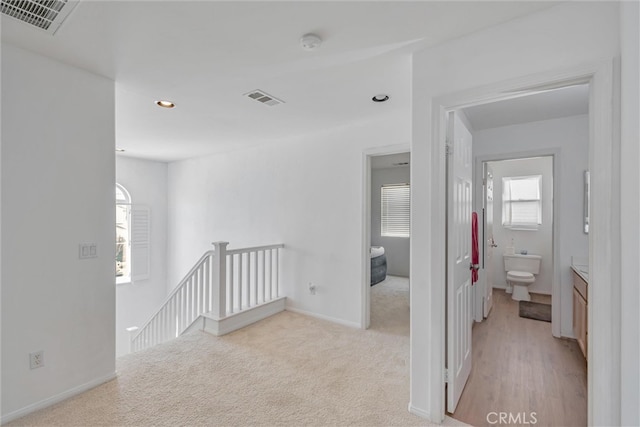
left=485, top=157, right=554, bottom=294
left=371, top=166, right=410, bottom=277
left=168, top=112, right=410, bottom=327
left=619, top=2, right=640, bottom=425
left=474, top=115, right=588, bottom=336
left=115, top=156, right=168, bottom=357
left=410, top=2, right=620, bottom=422
left=1, top=45, right=116, bottom=421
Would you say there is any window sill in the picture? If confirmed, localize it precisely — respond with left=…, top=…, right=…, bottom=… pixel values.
left=503, top=226, right=540, bottom=231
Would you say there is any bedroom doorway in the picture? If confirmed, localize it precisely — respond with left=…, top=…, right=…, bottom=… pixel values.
left=364, top=151, right=411, bottom=335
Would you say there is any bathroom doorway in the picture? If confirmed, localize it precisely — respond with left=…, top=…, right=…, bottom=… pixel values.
left=446, top=85, right=589, bottom=426
left=481, top=155, right=555, bottom=321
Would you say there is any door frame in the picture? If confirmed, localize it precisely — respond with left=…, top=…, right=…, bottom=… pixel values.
left=361, top=143, right=411, bottom=329
left=474, top=151, right=561, bottom=338
left=421, top=61, right=616, bottom=424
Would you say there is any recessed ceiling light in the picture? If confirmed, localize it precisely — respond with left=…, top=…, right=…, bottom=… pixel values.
left=156, top=100, right=176, bottom=108
left=116, top=147, right=125, bottom=152
left=300, top=33, right=322, bottom=51
left=372, top=94, right=389, bottom=103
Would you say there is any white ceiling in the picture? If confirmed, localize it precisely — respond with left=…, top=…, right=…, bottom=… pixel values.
left=1, top=1, right=560, bottom=162
left=463, top=84, right=589, bottom=131
left=371, top=152, right=410, bottom=170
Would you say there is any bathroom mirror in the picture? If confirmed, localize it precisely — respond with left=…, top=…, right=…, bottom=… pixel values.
left=584, top=170, right=590, bottom=234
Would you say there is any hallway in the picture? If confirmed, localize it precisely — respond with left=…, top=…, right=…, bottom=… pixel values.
left=452, top=290, right=587, bottom=427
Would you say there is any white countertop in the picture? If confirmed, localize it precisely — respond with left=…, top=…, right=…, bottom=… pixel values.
left=572, top=264, right=589, bottom=283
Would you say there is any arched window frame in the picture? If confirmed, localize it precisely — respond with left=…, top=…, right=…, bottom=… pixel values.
left=116, top=183, right=132, bottom=284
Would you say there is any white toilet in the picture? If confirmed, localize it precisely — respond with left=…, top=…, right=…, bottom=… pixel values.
left=503, top=254, right=542, bottom=301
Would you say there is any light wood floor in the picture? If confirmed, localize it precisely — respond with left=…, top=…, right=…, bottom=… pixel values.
left=451, top=290, right=587, bottom=427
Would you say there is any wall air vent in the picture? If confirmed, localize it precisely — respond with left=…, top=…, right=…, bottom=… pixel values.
left=244, top=90, right=285, bottom=107
left=1, top=0, right=79, bottom=34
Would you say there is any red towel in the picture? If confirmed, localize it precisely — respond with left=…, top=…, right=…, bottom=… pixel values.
left=472, top=212, right=479, bottom=284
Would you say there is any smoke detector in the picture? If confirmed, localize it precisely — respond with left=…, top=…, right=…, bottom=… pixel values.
left=300, top=33, right=322, bottom=51
left=1, top=0, right=79, bottom=34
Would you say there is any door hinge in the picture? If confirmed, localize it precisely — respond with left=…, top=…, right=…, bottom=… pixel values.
left=445, top=142, right=453, bottom=156
left=444, top=368, right=449, bottom=383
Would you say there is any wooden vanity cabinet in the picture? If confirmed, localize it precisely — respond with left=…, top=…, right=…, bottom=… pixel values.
left=572, top=270, right=588, bottom=360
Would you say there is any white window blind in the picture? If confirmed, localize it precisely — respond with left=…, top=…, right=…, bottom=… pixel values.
left=502, top=175, right=542, bottom=229
left=131, top=206, right=151, bottom=282
left=381, top=183, right=410, bottom=238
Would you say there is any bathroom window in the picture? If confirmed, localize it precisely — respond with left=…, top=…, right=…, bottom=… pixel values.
left=502, top=175, right=542, bottom=229
left=381, top=183, right=410, bottom=238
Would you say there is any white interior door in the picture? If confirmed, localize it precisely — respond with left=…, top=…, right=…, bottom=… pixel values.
left=446, top=112, right=473, bottom=413
left=484, top=164, right=495, bottom=318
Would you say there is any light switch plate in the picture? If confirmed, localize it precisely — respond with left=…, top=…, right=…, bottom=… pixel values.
left=79, top=243, right=97, bottom=259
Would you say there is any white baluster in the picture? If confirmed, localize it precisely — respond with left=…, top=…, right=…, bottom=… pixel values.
left=274, top=248, right=280, bottom=298
left=228, top=254, right=235, bottom=314
left=159, top=308, right=164, bottom=343
left=261, top=250, right=266, bottom=303
left=181, top=285, right=187, bottom=331
left=190, top=276, right=195, bottom=322
left=200, top=264, right=206, bottom=314
left=155, top=317, right=159, bottom=345
left=200, top=265, right=205, bottom=314
left=194, top=268, right=200, bottom=316
left=169, top=298, right=174, bottom=339
left=265, top=249, right=273, bottom=301
left=185, top=279, right=190, bottom=326
left=253, top=251, right=258, bottom=307
left=238, top=253, right=243, bottom=311
left=244, top=252, right=250, bottom=308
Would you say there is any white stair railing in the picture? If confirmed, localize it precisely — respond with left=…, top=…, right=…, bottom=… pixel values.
left=226, top=243, right=283, bottom=315
left=130, top=241, right=284, bottom=353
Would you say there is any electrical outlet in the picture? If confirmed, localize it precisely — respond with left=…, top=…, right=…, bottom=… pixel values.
left=29, top=350, right=44, bottom=369
left=308, top=282, right=316, bottom=295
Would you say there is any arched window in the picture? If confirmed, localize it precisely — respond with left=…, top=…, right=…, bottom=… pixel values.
left=116, top=184, right=131, bottom=283
left=115, top=184, right=150, bottom=284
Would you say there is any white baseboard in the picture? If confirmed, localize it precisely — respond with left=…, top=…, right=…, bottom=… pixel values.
left=285, top=306, right=361, bottom=329
left=1, top=372, right=117, bottom=424
left=408, top=403, right=432, bottom=420
left=201, top=297, right=286, bottom=336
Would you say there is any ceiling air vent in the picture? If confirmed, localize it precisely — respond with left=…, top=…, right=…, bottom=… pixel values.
left=244, top=90, right=285, bottom=107
left=1, top=0, right=79, bottom=34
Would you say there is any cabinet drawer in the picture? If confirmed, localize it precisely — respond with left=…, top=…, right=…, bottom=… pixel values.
left=573, top=287, right=588, bottom=360
left=573, top=271, right=588, bottom=301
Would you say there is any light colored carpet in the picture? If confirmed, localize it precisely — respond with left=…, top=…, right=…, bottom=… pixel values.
left=7, top=276, right=466, bottom=427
